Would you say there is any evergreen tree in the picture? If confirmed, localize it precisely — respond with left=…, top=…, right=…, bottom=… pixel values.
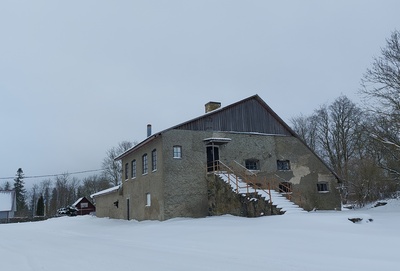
left=4, top=181, right=11, bottom=190
left=36, top=195, right=45, bottom=216
left=3, top=181, right=12, bottom=190
left=14, top=168, right=27, bottom=215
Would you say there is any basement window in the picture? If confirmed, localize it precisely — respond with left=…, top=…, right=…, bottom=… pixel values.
left=317, top=183, right=329, bottom=193
left=279, top=182, right=292, bottom=194
left=245, top=159, right=260, bottom=170
left=277, top=160, right=291, bottom=171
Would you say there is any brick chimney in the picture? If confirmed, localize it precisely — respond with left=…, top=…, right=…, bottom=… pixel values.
left=205, top=101, right=221, bottom=113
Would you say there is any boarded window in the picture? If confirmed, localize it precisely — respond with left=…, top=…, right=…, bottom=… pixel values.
left=146, top=193, right=151, bottom=206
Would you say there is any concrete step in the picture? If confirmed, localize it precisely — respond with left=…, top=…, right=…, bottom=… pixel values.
left=216, top=173, right=306, bottom=214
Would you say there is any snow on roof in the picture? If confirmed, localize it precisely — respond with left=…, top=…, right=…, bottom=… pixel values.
left=90, top=185, right=120, bottom=198
left=203, top=137, right=232, bottom=142
left=72, top=197, right=84, bottom=207
left=0, top=190, right=15, bottom=212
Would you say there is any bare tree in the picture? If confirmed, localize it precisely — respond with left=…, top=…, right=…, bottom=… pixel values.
left=291, top=96, right=365, bottom=203
left=293, top=96, right=364, bottom=179
left=77, top=174, right=110, bottom=198
left=50, top=173, right=79, bottom=211
left=28, top=184, right=40, bottom=217
left=360, top=29, right=400, bottom=180
left=39, top=179, right=52, bottom=216
left=290, top=114, right=318, bottom=151
left=102, top=141, right=135, bottom=186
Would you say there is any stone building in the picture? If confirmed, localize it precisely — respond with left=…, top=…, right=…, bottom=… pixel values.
left=92, top=95, right=341, bottom=221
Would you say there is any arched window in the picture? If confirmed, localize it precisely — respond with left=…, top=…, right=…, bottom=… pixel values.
left=131, top=160, right=136, bottom=178
left=142, top=154, right=148, bottom=175
left=173, top=146, right=182, bottom=159
left=152, top=149, right=157, bottom=171
left=124, top=163, right=129, bottom=180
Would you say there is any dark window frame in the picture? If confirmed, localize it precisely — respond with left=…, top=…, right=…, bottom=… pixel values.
left=245, top=159, right=260, bottom=171
left=277, top=160, right=291, bottom=171
left=317, top=182, right=329, bottom=193
left=152, top=149, right=157, bottom=171
left=142, top=154, right=148, bottom=175
left=124, top=163, right=129, bottom=180
left=131, top=159, right=136, bottom=179
left=279, top=182, right=292, bottom=193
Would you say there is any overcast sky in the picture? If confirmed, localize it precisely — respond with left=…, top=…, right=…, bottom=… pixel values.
left=1, top=1, right=399, bottom=188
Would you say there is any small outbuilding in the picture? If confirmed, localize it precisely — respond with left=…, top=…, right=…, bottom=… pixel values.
left=72, top=197, right=95, bottom=215
left=0, top=190, right=16, bottom=222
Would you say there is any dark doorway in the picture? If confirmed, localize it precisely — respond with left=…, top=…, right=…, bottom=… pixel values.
left=126, top=198, right=130, bottom=220
left=206, top=146, right=220, bottom=172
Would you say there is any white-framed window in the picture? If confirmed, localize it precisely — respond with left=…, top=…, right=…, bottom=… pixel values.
left=142, top=154, right=148, bottom=175
left=131, top=159, right=136, bottom=179
left=80, top=202, right=88, bottom=208
left=173, top=145, right=182, bottom=159
left=152, top=149, right=157, bottom=171
left=146, top=193, right=151, bottom=206
left=124, top=163, right=129, bottom=180
left=317, top=182, right=329, bottom=193
left=277, top=160, right=290, bottom=171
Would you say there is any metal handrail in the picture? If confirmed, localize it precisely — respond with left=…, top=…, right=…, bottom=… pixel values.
left=208, top=160, right=303, bottom=210
left=209, top=160, right=272, bottom=206
left=232, top=160, right=257, bottom=176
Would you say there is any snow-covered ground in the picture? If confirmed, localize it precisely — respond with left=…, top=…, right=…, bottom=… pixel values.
left=1, top=199, right=399, bottom=271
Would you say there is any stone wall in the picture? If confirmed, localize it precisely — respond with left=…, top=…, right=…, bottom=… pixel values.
left=93, top=189, right=124, bottom=219
left=207, top=174, right=282, bottom=217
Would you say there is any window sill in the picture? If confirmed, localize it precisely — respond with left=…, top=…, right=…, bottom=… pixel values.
left=318, top=191, right=329, bottom=194
left=246, top=169, right=260, bottom=175
left=142, top=173, right=148, bottom=176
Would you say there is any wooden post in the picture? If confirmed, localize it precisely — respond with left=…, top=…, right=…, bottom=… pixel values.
left=268, top=182, right=273, bottom=215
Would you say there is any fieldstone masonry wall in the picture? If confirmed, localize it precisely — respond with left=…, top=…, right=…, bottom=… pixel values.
left=207, top=174, right=282, bottom=217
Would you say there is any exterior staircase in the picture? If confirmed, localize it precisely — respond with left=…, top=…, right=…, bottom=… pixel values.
left=213, top=162, right=306, bottom=214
